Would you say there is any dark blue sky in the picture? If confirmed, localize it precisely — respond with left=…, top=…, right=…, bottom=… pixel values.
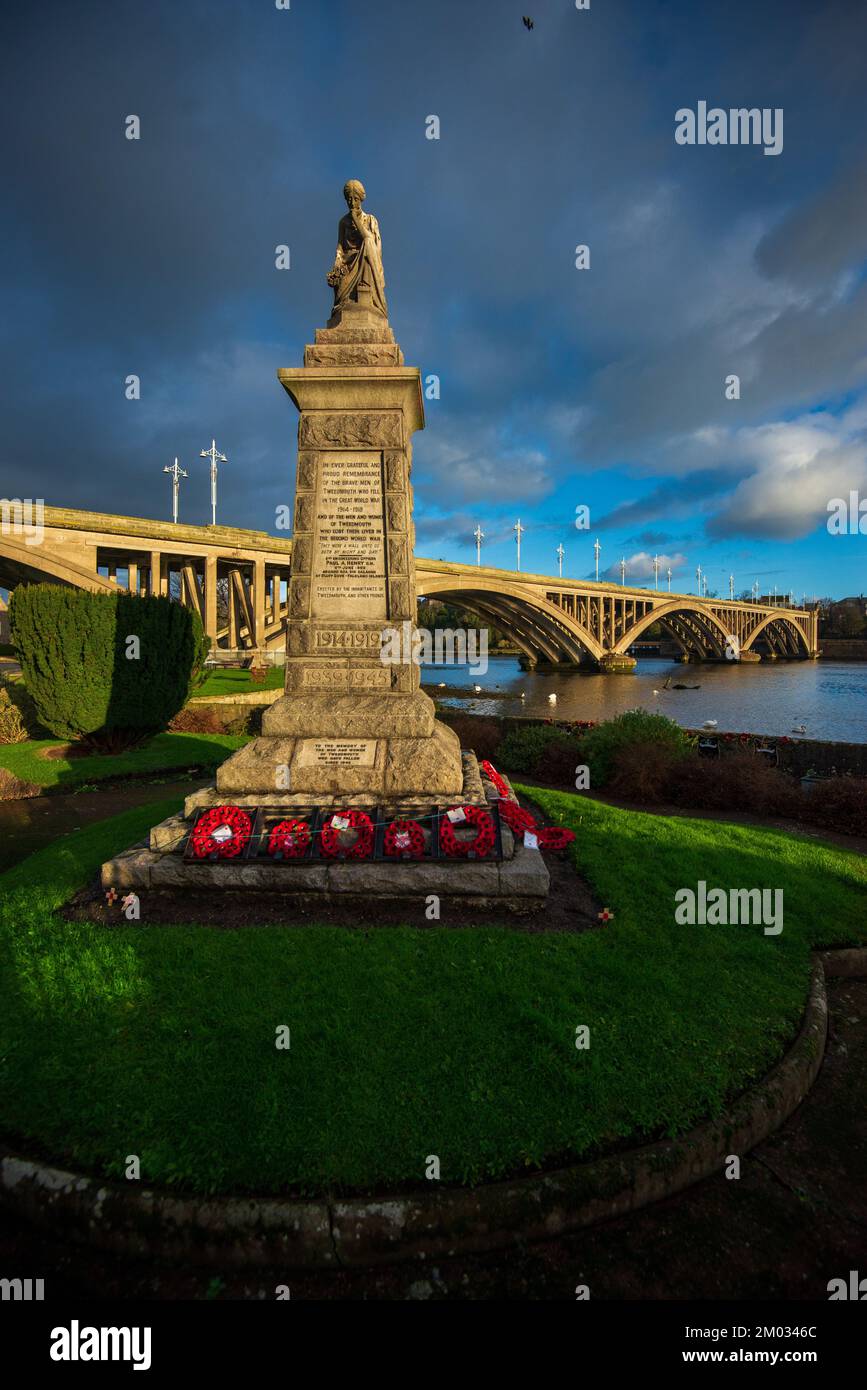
left=2, top=0, right=866, bottom=597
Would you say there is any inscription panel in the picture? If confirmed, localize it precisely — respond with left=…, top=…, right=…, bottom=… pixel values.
left=295, top=739, right=377, bottom=768
left=300, top=667, right=391, bottom=690
left=312, top=451, right=388, bottom=620
left=314, top=630, right=382, bottom=651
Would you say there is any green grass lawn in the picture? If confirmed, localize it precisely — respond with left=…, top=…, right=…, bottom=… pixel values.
left=195, top=667, right=284, bottom=698
left=0, top=732, right=248, bottom=791
left=0, top=787, right=864, bottom=1196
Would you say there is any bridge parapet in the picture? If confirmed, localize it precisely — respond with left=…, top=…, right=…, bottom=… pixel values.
left=1, top=507, right=818, bottom=667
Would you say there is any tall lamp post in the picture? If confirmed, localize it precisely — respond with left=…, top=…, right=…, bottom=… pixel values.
left=594, top=538, right=601, bottom=582
left=556, top=542, right=565, bottom=578
left=619, top=556, right=626, bottom=586
left=514, top=518, right=525, bottom=572
left=163, top=457, right=188, bottom=525
left=729, top=573, right=734, bottom=600
left=667, top=565, right=672, bottom=592
left=200, top=438, right=228, bottom=527
left=473, top=524, right=484, bottom=567
left=653, top=554, right=660, bottom=590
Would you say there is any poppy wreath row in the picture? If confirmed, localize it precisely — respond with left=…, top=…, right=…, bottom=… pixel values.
left=497, top=799, right=538, bottom=836
left=479, top=760, right=510, bottom=798
left=439, top=805, right=496, bottom=859
left=384, top=818, right=426, bottom=859
left=536, top=826, right=576, bottom=851
left=190, top=805, right=252, bottom=859
left=267, top=818, right=311, bottom=859
left=474, top=771, right=579, bottom=855
left=320, top=808, right=375, bottom=860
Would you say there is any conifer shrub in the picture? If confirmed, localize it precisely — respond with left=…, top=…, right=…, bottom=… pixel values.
left=9, top=584, right=209, bottom=750
left=496, top=722, right=573, bottom=773
left=579, top=709, right=689, bottom=785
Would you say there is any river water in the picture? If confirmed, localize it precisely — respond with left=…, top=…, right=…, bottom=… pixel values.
left=422, top=658, right=867, bottom=745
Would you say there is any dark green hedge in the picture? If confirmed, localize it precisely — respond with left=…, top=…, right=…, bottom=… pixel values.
left=9, top=584, right=209, bottom=745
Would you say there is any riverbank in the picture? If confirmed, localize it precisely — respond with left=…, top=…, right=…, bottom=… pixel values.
left=819, top=640, right=867, bottom=660
left=422, top=655, right=867, bottom=745
left=437, top=710, right=867, bottom=780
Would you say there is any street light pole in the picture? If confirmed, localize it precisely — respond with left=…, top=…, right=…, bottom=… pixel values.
left=162, top=457, right=188, bottom=525
left=200, top=438, right=228, bottom=527
left=514, top=518, right=525, bottom=572
left=556, top=543, right=565, bottom=578
left=594, top=538, right=601, bottom=582
left=667, top=566, right=672, bottom=592
left=653, top=554, right=659, bottom=590
left=473, top=524, right=484, bottom=567
left=620, top=556, right=626, bottom=586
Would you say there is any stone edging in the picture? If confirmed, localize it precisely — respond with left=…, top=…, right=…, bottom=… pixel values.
left=190, top=690, right=280, bottom=706
left=2, top=952, right=860, bottom=1269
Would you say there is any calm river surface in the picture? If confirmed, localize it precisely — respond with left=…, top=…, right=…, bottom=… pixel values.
left=422, top=657, right=867, bottom=744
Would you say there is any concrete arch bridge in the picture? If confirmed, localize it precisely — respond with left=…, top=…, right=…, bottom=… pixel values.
left=0, top=506, right=292, bottom=656
left=0, top=507, right=817, bottom=668
left=415, top=561, right=818, bottom=670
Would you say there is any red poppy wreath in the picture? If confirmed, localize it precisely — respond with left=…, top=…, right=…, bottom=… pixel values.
left=439, top=805, right=496, bottom=859
left=384, top=818, right=426, bottom=859
left=190, top=805, right=252, bottom=859
left=479, top=760, right=510, bottom=798
left=267, top=818, right=311, bottom=859
left=497, top=799, right=538, bottom=836
left=319, top=808, right=375, bottom=860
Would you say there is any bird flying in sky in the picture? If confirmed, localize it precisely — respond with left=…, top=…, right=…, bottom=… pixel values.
left=523, top=17, right=535, bottom=31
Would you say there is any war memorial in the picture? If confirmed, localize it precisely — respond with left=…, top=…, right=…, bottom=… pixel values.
left=102, top=181, right=551, bottom=907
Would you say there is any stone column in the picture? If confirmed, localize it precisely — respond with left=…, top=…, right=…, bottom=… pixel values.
left=149, top=551, right=163, bottom=598
left=227, top=568, right=238, bottom=649
left=215, top=314, right=464, bottom=800
left=128, top=560, right=138, bottom=595
left=204, top=555, right=218, bottom=646
left=253, top=557, right=266, bottom=655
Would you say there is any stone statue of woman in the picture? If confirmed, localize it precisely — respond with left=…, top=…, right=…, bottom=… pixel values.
left=326, top=179, right=388, bottom=322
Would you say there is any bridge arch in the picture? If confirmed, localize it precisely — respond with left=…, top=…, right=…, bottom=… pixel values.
left=0, top=535, right=118, bottom=594
left=416, top=574, right=604, bottom=664
left=742, top=612, right=812, bottom=658
left=614, top=598, right=735, bottom=659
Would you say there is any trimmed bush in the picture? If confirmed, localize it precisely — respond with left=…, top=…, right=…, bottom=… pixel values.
left=496, top=722, right=572, bottom=774
left=803, top=776, right=867, bottom=838
left=534, top=732, right=587, bottom=785
left=169, top=704, right=257, bottom=736
left=607, top=741, right=682, bottom=803
left=438, top=712, right=503, bottom=761
left=10, top=585, right=208, bottom=750
left=579, top=709, right=689, bottom=786
left=666, top=752, right=802, bottom=819
left=0, top=688, right=28, bottom=745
